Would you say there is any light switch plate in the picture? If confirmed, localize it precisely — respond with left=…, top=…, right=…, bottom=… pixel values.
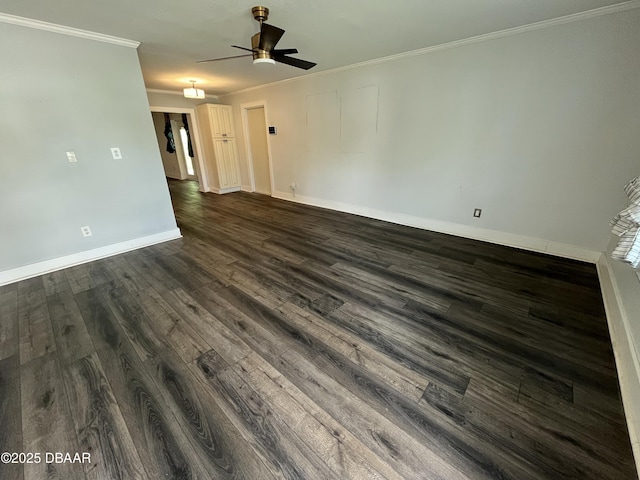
left=66, top=151, right=77, bottom=163
left=110, top=147, right=122, bottom=160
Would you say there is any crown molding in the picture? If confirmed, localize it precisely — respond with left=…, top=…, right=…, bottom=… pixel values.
left=0, top=12, right=139, bottom=48
left=222, top=0, right=640, bottom=97
left=146, top=88, right=219, bottom=100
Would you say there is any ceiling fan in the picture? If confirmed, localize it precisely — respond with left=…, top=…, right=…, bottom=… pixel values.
left=197, top=6, right=317, bottom=70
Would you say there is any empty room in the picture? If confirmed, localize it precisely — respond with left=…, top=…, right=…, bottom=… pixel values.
left=1, top=1, right=640, bottom=479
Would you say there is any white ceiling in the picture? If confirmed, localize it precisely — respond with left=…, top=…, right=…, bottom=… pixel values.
left=0, top=0, right=633, bottom=95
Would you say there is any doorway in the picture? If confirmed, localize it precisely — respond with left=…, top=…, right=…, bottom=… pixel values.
left=150, top=106, right=209, bottom=193
left=241, top=102, right=274, bottom=195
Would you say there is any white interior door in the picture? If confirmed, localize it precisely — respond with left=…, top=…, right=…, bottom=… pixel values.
left=247, top=107, right=271, bottom=195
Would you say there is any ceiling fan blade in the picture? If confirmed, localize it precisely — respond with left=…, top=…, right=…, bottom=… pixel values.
left=197, top=54, right=252, bottom=63
left=231, top=45, right=255, bottom=53
left=259, top=23, right=285, bottom=51
left=272, top=48, right=298, bottom=55
left=274, top=55, right=317, bottom=70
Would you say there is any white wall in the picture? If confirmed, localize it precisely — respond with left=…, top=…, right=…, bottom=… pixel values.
left=0, top=22, right=178, bottom=274
left=221, top=8, right=640, bottom=255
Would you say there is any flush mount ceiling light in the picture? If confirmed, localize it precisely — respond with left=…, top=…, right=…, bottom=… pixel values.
left=252, top=57, right=276, bottom=65
left=183, top=80, right=205, bottom=99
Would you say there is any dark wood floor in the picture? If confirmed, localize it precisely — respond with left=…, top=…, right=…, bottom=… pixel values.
left=0, top=178, right=637, bottom=479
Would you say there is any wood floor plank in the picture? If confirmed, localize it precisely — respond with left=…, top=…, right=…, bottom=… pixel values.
left=145, top=350, right=279, bottom=479
left=218, top=264, right=292, bottom=310
left=481, top=303, right=615, bottom=364
left=278, top=260, right=391, bottom=310
left=21, top=353, right=85, bottom=480
left=103, top=255, right=153, bottom=294
left=232, top=352, right=405, bottom=480
left=128, top=286, right=212, bottom=363
left=331, top=261, right=452, bottom=313
left=311, top=347, right=541, bottom=480
left=146, top=254, right=212, bottom=292
left=313, top=300, right=472, bottom=397
left=572, top=383, right=627, bottom=423
left=108, top=282, right=282, bottom=479
left=87, top=259, right=121, bottom=290
left=47, top=291, right=94, bottom=365
left=276, top=301, right=427, bottom=401
left=229, top=259, right=324, bottom=304
left=121, top=253, right=182, bottom=294
left=277, top=349, right=470, bottom=480
left=42, top=271, right=71, bottom=297
left=419, top=382, right=566, bottom=479
left=64, top=265, right=95, bottom=295
left=466, top=303, right=615, bottom=374
left=17, top=276, right=44, bottom=296
left=99, top=286, right=163, bottom=362
left=442, top=303, right=619, bottom=397
left=516, top=381, right=632, bottom=454
left=0, top=288, right=19, bottom=361
left=62, top=353, right=149, bottom=480
left=0, top=355, right=23, bottom=480
left=178, top=286, right=283, bottom=363
left=0, top=282, right=18, bottom=296
left=74, top=288, right=212, bottom=479
left=171, top=251, right=228, bottom=290
left=464, top=377, right=636, bottom=479
left=193, top=349, right=355, bottom=479
left=18, top=289, right=56, bottom=364
left=365, top=301, right=525, bottom=399
left=180, top=236, right=237, bottom=267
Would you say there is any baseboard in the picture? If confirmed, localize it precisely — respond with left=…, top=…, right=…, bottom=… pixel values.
left=241, top=185, right=253, bottom=192
left=210, top=186, right=242, bottom=194
left=271, top=191, right=601, bottom=263
left=596, top=255, right=640, bottom=475
left=165, top=174, right=187, bottom=181
left=0, top=228, right=182, bottom=287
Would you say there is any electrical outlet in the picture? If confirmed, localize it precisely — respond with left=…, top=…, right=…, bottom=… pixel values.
left=110, top=147, right=122, bottom=160
left=473, top=208, right=482, bottom=218
left=66, top=151, right=77, bottom=163
left=80, top=226, right=92, bottom=237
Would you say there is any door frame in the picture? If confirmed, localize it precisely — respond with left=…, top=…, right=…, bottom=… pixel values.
left=149, top=105, right=210, bottom=193
left=240, top=101, right=275, bottom=195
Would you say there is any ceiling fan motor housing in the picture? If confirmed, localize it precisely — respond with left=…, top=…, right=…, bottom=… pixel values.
left=251, top=32, right=272, bottom=60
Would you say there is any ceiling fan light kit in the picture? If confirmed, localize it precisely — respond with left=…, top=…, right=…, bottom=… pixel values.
left=183, top=80, right=205, bottom=99
left=253, top=57, right=276, bottom=65
left=197, top=5, right=317, bottom=70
